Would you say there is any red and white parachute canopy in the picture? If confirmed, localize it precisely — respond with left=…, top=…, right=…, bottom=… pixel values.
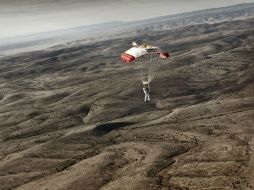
left=121, top=43, right=170, bottom=63
left=120, top=42, right=170, bottom=84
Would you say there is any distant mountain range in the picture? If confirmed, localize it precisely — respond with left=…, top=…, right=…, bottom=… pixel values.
left=1, top=3, right=254, bottom=56
left=127, top=3, right=254, bottom=31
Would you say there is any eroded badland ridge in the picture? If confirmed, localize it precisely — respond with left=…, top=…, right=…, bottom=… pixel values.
left=0, top=6, right=254, bottom=190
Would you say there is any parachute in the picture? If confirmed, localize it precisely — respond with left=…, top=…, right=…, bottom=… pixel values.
left=121, top=42, right=170, bottom=85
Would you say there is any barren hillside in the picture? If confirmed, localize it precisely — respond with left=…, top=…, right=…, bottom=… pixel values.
left=0, top=16, right=254, bottom=190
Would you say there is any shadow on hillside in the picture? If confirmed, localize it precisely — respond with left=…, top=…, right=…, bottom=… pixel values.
left=91, top=122, right=133, bottom=136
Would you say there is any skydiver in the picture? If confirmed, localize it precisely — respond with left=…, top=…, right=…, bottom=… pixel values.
left=143, top=82, right=150, bottom=102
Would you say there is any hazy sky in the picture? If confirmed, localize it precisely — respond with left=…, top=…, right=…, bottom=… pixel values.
left=1, top=0, right=254, bottom=39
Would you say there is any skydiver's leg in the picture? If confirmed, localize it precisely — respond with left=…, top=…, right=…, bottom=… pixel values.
left=144, top=92, right=148, bottom=102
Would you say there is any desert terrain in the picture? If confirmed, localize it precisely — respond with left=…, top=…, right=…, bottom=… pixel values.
left=0, top=4, right=254, bottom=190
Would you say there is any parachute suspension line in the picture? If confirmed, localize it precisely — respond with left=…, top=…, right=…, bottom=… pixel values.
left=138, top=53, right=163, bottom=84
left=140, top=56, right=145, bottom=83
left=140, top=55, right=149, bottom=84
left=150, top=54, right=162, bottom=82
left=149, top=54, right=157, bottom=82
left=148, top=53, right=162, bottom=84
left=146, top=55, right=150, bottom=83
left=148, top=54, right=153, bottom=83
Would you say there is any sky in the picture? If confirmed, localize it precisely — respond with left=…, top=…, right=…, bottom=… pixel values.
left=0, top=0, right=254, bottom=39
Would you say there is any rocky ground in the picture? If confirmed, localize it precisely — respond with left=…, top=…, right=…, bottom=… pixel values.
left=0, top=18, right=254, bottom=190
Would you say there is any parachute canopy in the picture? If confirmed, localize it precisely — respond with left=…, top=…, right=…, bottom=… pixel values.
left=120, top=42, right=170, bottom=84
left=121, top=44, right=169, bottom=63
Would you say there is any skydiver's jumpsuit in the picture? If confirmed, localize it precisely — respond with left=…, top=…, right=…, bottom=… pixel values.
left=143, top=84, right=150, bottom=102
